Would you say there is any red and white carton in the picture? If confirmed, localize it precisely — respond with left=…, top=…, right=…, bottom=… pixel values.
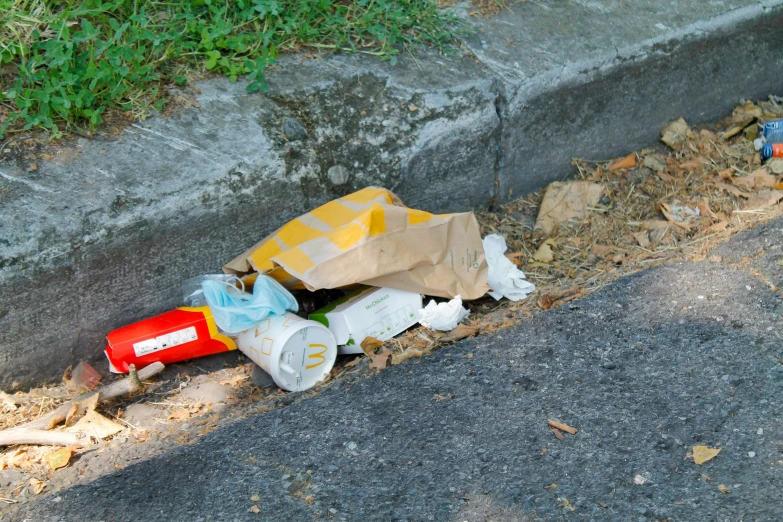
left=105, top=306, right=237, bottom=373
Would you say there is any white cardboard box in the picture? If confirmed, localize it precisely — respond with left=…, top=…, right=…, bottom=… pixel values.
left=309, top=287, right=422, bottom=354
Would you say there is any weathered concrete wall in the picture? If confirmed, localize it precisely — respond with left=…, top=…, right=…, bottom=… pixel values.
left=1, top=0, right=782, bottom=389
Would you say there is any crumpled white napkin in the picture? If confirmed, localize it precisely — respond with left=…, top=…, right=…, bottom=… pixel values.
left=418, top=295, right=470, bottom=331
left=483, top=234, right=536, bottom=301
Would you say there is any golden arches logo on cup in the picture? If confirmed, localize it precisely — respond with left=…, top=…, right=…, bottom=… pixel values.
left=236, top=313, right=337, bottom=392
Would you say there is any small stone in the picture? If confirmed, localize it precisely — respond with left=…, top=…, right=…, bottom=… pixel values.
left=757, top=428, right=763, bottom=435
left=602, top=361, right=617, bottom=370
left=748, top=451, right=756, bottom=458
left=283, top=118, right=307, bottom=141
left=346, top=441, right=357, bottom=451
left=328, top=165, right=350, bottom=185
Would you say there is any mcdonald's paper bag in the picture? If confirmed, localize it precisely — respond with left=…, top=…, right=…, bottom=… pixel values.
left=224, top=187, right=489, bottom=299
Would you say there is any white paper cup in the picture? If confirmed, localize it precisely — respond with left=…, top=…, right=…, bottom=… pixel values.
left=236, top=313, right=337, bottom=392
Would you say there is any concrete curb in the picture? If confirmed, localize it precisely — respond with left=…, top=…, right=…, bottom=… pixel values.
left=1, top=0, right=782, bottom=388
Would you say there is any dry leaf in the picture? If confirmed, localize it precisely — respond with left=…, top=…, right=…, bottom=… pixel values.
left=29, top=478, right=45, bottom=495
left=721, top=125, right=746, bottom=140
left=441, top=324, right=479, bottom=343
left=66, top=410, right=124, bottom=439
left=533, top=239, right=557, bottom=263
left=661, top=118, right=691, bottom=148
left=633, top=231, right=650, bottom=248
left=370, top=347, right=392, bottom=370
left=534, top=181, right=604, bottom=234
left=733, top=168, right=776, bottom=189
left=716, top=181, right=749, bottom=198
left=691, top=445, right=721, bottom=465
left=731, top=101, right=762, bottom=122
left=360, top=336, right=385, bottom=357
left=678, top=158, right=705, bottom=173
left=0, top=391, right=18, bottom=411
left=718, top=484, right=731, bottom=494
left=249, top=505, right=261, bottom=514
left=250, top=494, right=260, bottom=502
left=608, top=153, right=636, bottom=171
left=643, top=154, right=667, bottom=172
left=659, top=203, right=693, bottom=230
left=65, top=392, right=100, bottom=428
left=44, top=446, right=75, bottom=471
left=168, top=410, right=190, bottom=421
left=8, top=448, right=37, bottom=470
left=551, top=427, right=564, bottom=440
left=657, top=171, right=676, bottom=182
left=717, top=168, right=734, bottom=180
left=590, top=244, right=613, bottom=256
left=744, top=189, right=783, bottom=210
left=707, top=221, right=729, bottom=232
left=697, top=199, right=719, bottom=220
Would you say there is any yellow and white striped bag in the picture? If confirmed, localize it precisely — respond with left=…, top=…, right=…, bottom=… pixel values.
left=223, top=187, right=489, bottom=299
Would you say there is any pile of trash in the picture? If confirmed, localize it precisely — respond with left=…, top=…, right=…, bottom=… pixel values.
left=4, top=98, right=783, bottom=494
left=104, top=187, right=537, bottom=392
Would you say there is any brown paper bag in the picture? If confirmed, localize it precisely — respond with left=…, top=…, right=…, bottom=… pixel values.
left=224, top=187, right=489, bottom=299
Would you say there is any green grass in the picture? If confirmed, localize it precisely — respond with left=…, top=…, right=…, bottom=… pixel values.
left=0, top=0, right=461, bottom=139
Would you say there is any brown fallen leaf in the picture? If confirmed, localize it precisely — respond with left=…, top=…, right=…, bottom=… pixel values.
left=707, top=221, right=729, bottom=232
left=370, top=347, right=393, bottom=370
left=534, top=181, right=604, bottom=234
left=30, top=478, right=45, bottom=495
left=659, top=203, right=693, bottom=231
left=543, top=483, right=558, bottom=489
left=716, top=182, right=749, bottom=198
left=360, top=336, right=385, bottom=357
left=731, top=101, right=762, bottom=122
left=44, top=446, right=76, bottom=471
left=590, top=244, right=613, bottom=256
left=733, top=168, right=776, bottom=189
left=697, top=199, right=719, bottom=221
left=66, top=410, right=124, bottom=439
left=533, top=240, right=555, bottom=263
left=633, top=231, right=651, bottom=248
left=250, top=494, right=261, bottom=502
left=678, top=158, right=706, bottom=173
left=608, top=153, right=636, bottom=171
left=249, top=505, right=261, bottom=514
left=8, top=448, right=38, bottom=470
left=661, top=118, right=691, bottom=148
left=64, top=392, right=100, bottom=428
left=441, top=324, right=479, bottom=343
left=550, top=427, right=564, bottom=440
left=744, top=189, right=783, bottom=210
left=718, top=484, right=731, bottom=494
left=691, top=445, right=721, bottom=465
left=643, top=154, right=667, bottom=172
left=167, top=410, right=190, bottom=422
